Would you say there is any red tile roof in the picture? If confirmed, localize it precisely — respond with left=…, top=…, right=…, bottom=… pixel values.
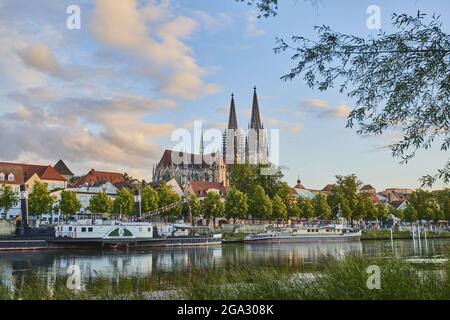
left=0, top=164, right=25, bottom=185
left=72, top=169, right=125, bottom=187
left=186, top=181, right=229, bottom=197
left=54, top=159, right=74, bottom=176
left=322, top=184, right=335, bottom=192
left=0, top=162, right=66, bottom=182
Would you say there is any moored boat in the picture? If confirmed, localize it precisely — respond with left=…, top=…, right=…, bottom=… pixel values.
left=51, top=219, right=222, bottom=248
left=244, top=224, right=361, bottom=243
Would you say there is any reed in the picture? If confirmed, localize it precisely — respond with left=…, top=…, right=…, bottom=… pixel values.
left=0, top=256, right=448, bottom=300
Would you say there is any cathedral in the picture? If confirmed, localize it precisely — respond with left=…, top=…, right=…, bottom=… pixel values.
left=152, top=87, right=269, bottom=187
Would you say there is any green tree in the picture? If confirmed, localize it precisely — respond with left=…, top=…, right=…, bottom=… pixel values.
left=112, top=188, right=135, bottom=216
left=270, top=12, right=450, bottom=186
left=224, top=187, right=248, bottom=219
left=271, top=194, right=287, bottom=220
left=202, top=192, right=225, bottom=224
left=354, top=193, right=376, bottom=222
left=403, top=205, right=418, bottom=224
left=28, top=181, right=56, bottom=216
left=375, top=203, right=389, bottom=222
left=182, top=192, right=201, bottom=221
left=299, top=197, right=314, bottom=220
left=229, top=164, right=257, bottom=194
left=157, top=183, right=181, bottom=220
left=327, top=189, right=351, bottom=220
left=141, top=186, right=159, bottom=214
left=436, top=189, right=450, bottom=221
left=389, top=206, right=404, bottom=220
left=88, top=192, right=113, bottom=214
left=408, top=189, right=440, bottom=222
left=59, top=191, right=82, bottom=217
left=312, top=194, right=331, bottom=220
left=277, top=182, right=300, bottom=218
left=0, top=185, right=19, bottom=217
left=255, top=164, right=284, bottom=198
left=248, top=185, right=272, bottom=219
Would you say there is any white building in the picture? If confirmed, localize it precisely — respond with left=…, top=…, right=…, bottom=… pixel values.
left=65, top=182, right=118, bottom=213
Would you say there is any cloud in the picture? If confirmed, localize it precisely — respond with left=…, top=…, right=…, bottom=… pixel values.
left=246, top=11, right=265, bottom=37
left=300, top=98, right=351, bottom=119
left=302, top=99, right=329, bottom=109
left=184, top=9, right=233, bottom=32
left=319, top=101, right=351, bottom=119
left=287, top=124, right=304, bottom=133
left=0, top=93, right=176, bottom=178
left=15, top=43, right=70, bottom=80
left=89, top=0, right=217, bottom=100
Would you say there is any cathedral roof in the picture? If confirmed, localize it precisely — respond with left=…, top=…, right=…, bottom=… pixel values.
left=157, top=150, right=223, bottom=168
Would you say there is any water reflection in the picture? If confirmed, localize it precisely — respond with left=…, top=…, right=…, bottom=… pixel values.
left=0, top=239, right=448, bottom=288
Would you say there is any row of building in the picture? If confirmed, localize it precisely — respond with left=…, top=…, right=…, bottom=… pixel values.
left=0, top=88, right=413, bottom=220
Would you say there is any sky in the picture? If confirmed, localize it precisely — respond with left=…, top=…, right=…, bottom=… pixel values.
left=0, top=0, right=448, bottom=191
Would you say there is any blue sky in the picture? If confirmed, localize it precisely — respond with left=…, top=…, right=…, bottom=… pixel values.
left=0, top=0, right=448, bottom=191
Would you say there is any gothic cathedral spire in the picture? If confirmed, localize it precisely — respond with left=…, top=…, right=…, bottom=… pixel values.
left=228, top=93, right=238, bottom=130
left=250, top=86, right=263, bottom=130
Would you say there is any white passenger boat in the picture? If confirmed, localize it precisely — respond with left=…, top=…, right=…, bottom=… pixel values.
left=244, top=224, right=361, bottom=243
left=55, top=219, right=153, bottom=240
left=52, top=219, right=222, bottom=248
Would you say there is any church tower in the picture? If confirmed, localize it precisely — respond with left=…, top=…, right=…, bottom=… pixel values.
left=223, top=93, right=244, bottom=165
left=246, top=86, right=268, bottom=164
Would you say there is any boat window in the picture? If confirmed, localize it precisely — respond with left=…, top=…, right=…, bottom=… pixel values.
left=148, top=228, right=151, bottom=232
left=88, top=227, right=93, bottom=232
left=81, top=227, right=86, bottom=232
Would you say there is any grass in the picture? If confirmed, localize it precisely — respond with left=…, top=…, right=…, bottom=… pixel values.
left=1, top=255, right=449, bottom=300
left=362, top=229, right=450, bottom=240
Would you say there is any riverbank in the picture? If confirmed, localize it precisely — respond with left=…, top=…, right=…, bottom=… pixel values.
left=1, top=255, right=449, bottom=300
left=361, top=230, right=450, bottom=240
left=221, top=229, right=450, bottom=242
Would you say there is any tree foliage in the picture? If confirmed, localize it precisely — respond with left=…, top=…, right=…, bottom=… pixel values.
left=182, top=192, right=201, bottom=219
left=248, top=185, right=272, bottom=219
left=273, top=13, right=450, bottom=186
left=225, top=187, right=249, bottom=219
left=312, top=193, right=331, bottom=220
left=157, top=183, right=181, bottom=219
left=112, top=188, right=135, bottom=216
left=0, top=185, right=19, bottom=216
left=202, top=192, right=224, bottom=220
left=28, top=181, right=56, bottom=216
left=408, top=189, right=443, bottom=221
left=59, top=190, right=81, bottom=216
left=88, top=192, right=113, bottom=214
left=299, top=197, right=314, bottom=220
left=271, top=194, right=287, bottom=220
left=141, top=186, right=159, bottom=214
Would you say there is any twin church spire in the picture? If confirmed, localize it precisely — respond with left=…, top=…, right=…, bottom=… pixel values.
left=223, top=87, right=267, bottom=165
left=227, top=86, right=263, bottom=132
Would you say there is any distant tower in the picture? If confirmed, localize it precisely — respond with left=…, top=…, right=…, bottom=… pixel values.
left=246, top=86, right=268, bottom=164
left=223, top=93, right=244, bottom=165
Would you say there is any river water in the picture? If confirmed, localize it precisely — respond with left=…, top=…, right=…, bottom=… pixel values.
left=0, top=239, right=449, bottom=286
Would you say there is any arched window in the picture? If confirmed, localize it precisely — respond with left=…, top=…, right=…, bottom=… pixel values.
left=0, top=172, right=4, bottom=180
left=8, top=173, right=14, bottom=182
